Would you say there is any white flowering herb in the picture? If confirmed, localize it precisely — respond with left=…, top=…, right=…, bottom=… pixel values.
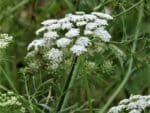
left=0, top=34, right=13, bottom=49
left=94, top=27, right=111, bottom=42
left=65, top=28, right=80, bottom=38
left=56, top=38, right=71, bottom=48
left=27, top=38, right=46, bottom=51
left=45, top=48, right=63, bottom=69
left=75, top=36, right=91, bottom=47
left=0, top=91, right=25, bottom=113
left=43, top=31, right=59, bottom=39
left=92, top=12, right=113, bottom=20
left=108, top=95, right=150, bottom=113
left=46, top=48, right=63, bottom=63
left=70, top=45, right=87, bottom=56
left=26, top=11, right=113, bottom=69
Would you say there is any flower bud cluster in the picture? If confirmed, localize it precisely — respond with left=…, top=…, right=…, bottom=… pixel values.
left=0, top=34, right=13, bottom=49
left=0, top=91, right=25, bottom=113
left=100, top=60, right=115, bottom=75
left=108, top=95, right=150, bottom=113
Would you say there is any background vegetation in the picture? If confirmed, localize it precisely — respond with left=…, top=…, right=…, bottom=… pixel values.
left=0, top=0, right=150, bottom=113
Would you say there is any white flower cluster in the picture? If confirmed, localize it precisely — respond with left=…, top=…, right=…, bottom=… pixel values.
left=0, top=91, right=25, bottom=113
left=108, top=95, right=150, bottom=113
left=27, top=11, right=113, bottom=69
left=45, top=48, right=63, bottom=69
left=0, top=34, right=13, bottom=49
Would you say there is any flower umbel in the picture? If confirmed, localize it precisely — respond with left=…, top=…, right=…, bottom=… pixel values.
left=0, top=91, right=25, bottom=113
left=0, top=34, right=13, bottom=49
left=26, top=11, right=113, bottom=69
left=108, top=95, right=150, bottom=113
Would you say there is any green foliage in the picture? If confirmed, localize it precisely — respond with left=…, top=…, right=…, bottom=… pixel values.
left=0, top=0, right=150, bottom=113
left=0, top=91, right=25, bottom=113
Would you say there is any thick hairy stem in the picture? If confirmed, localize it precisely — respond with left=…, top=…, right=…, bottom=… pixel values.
left=56, top=56, right=82, bottom=112
left=98, top=1, right=143, bottom=113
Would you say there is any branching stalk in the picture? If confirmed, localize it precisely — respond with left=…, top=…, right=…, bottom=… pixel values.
left=56, top=56, right=83, bottom=113
left=98, top=1, right=143, bottom=113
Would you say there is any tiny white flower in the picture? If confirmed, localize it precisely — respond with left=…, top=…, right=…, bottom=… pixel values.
left=43, top=31, right=59, bottom=39
left=0, top=34, right=13, bottom=48
left=84, top=30, right=93, bottom=35
left=67, top=14, right=85, bottom=22
left=94, top=27, right=111, bottom=42
left=47, top=23, right=61, bottom=30
left=56, top=37, right=71, bottom=47
left=70, top=45, right=87, bottom=56
left=51, top=62, right=59, bottom=69
left=35, top=26, right=46, bottom=35
left=108, top=105, right=125, bottom=113
left=136, top=100, right=148, bottom=109
left=130, top=95, right=142, bottom=101
left=41, top=19, right=58, bottom=25
left=108, top=95, right=150, bottom=113
left=129, top=109, right=141, bottom=113
left=61, top=22, right=73, bottom=30
left=126, top=102, right=138, bottom=110
left=27, top=38, right=46, bottom=51
left=59, top=18, right=73, bottom=30
left=76, top=36, right=91, bottom=47
left=75, top=11, right=85, bottom=15
left=76, top=21, right=87, bottom=26
left=0, top=41, right=9, bottom=49
left=95, top=19, right=108, bottom=26
left=0, top=91, right=25, bottom=113
left=108, top=107, right=120, bottom=113
left=143, top=95, right=150, bottom=100
left=59, top=18, right=68, bottom=23
left=88, top=62, right=96, bottom=68
left=119, top=99, right=129, bottom=105
left=0, top=34, right=13, bottom=49
left=20, top=107, right=25, bottom=113
left=148, top=100, right=150, bottom=105
left=85, top=22, right=97, bottom=30
left=84, top=14, right=97, bottom=21
left=46, top=48, right=63, bottom=63
left=92, top=12, right=113, bottom=20
left=65, top=28, right=80, bottom=38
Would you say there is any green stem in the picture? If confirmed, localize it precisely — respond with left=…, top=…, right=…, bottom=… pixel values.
left=24, top=75, right=35, bottom=113
left=0, top=84, right=8, bottom=91
left=84, top=61, right=93, bottom=113
left=93, top=0, right=113, bottom=11
left=98, top=1, right=143, bottom=113
left=85, top=76, right=93, bottom=113
left=114, top=0, right=143, bottom=18
left=0, top=66, right=18, bottom=93
left=99, top=57, right=133, bottom=113
left=56, top=56, right=83, bottom=113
